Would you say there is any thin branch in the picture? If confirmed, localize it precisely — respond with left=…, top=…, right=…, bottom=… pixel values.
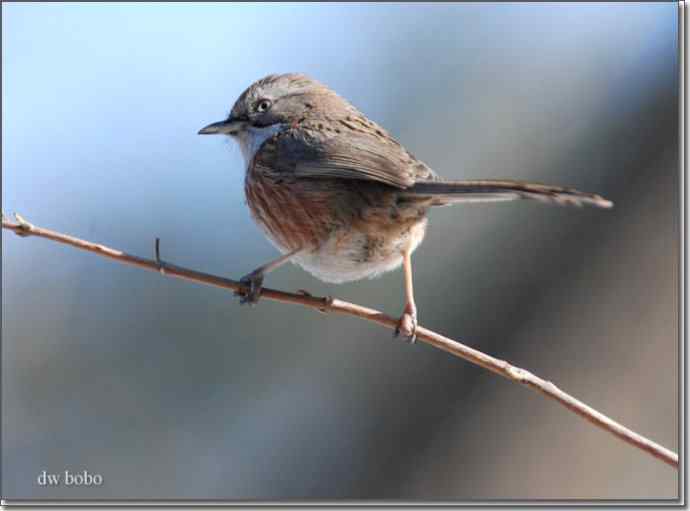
left=1, top=213, right=679, bottom=469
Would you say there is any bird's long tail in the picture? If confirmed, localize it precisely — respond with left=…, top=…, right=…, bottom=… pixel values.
left=404, top=180, right=613, bottom=209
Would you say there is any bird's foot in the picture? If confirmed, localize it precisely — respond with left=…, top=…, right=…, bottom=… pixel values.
left=236, top=270, right=264, bottom=306
left=394, top=306, right=418, bottom=344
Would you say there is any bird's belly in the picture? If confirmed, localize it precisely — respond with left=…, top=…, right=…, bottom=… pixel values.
left=292, top=217, right=428, bottom=283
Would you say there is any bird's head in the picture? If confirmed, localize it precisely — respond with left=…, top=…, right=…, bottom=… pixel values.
left=199, top=73, right=351, bottom=165
left=198, top=73, right=339, bottom=137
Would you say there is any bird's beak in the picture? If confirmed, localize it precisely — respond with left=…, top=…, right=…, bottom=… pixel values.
left=198, top=117, right=246, bottom=135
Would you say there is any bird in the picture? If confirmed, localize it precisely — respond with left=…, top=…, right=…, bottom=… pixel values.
left=198, top=73, right=612, bottom=343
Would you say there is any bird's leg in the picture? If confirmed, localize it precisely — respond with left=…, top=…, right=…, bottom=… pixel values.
left=237, top=249, right=301, bottom=305
left=394, top=249, right=418, bottom=344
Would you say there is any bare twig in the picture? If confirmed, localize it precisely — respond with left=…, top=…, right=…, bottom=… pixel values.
left=2, top=213, right=679, bottom=469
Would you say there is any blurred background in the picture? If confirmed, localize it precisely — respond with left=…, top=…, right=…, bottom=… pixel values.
left=2, top=2, right=680, bottom=501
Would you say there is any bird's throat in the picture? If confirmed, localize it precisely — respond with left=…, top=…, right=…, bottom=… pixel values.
left=235, top=124, right=286, bottom=168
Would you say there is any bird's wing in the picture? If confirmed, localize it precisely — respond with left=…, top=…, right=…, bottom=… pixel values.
left=253, top=118, right=434, bottom=189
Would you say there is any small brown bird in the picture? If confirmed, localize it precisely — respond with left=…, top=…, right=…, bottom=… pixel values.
left=199, top=73, right=612, bottom=342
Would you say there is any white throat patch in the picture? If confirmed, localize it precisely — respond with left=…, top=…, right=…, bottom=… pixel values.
left=234, top=124, right=286, bottom=167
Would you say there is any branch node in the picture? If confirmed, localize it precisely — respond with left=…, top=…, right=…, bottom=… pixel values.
left=154, top=237, right=166, bottom=276
left=506, top=366, right=536, bottom=384
left=297, top=289, right=330, bottom=313
left=13, top=213, right=33, bottom=237
left=320, top=295, right=334, bottom=313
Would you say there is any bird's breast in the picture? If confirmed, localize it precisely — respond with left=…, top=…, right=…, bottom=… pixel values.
left=244, top=165, right=337, bottom=253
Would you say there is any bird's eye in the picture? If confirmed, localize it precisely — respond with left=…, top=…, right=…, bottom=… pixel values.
left=256, top=99, right=272, bottom=113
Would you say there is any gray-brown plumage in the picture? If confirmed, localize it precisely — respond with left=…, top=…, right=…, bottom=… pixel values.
left=199, top=73, right=612, bottom=342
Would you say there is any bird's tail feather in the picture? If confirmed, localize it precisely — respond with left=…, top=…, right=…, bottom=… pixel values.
left=404, top=180, right=613, bottom=209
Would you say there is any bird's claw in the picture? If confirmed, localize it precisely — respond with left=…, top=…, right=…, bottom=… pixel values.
left=394, top=310, right=418, bottom=344
left=236, top=271, right=264, bottom=306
